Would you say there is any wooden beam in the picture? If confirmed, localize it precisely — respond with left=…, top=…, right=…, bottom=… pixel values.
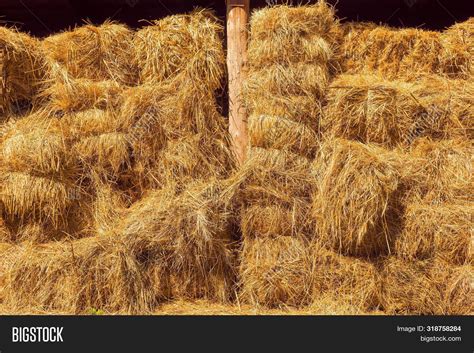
left=227, top=0, right=249, bottom=165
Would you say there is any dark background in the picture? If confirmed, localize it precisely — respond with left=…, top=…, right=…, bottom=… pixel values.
left=0, top=0, right=472, bottom=37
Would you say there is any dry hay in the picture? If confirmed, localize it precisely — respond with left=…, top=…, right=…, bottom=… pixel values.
left=311, top=246, right=380, bottom=311
left=229, top=147, right=313, bottom=209
left=62, top=108, right=123, bottom=138
left=133, top=9, right=224, bottom=91
left=0, top=26, right=46, bottom=116
left=395, top=202, right=473, bottom=266
left=440, top=18, right=473, bottom=79
left=381, top=258, right=473, bottom=314
left=42, top=21, right=136, bottom=85
left=1, top=236, right=156, bottom=314
left=250, top=2, right=342, bottom=46
left=0, top=113, right=73, bottom=175
left=92, top=183, right=129, bottom=237
left=239, top=236, right=314, bottom=308
left=405, top=138, right=473, bottom=203
left=149, top=133, right=234, bottom=189
left=322, top=74, right=422, bottom=147
left=341, top=25, right=442, bottom=79
left=44, top=78, right=124, bottom=112
left=116, top=180, right=235, bottom=302
left=445, top=79, right=474, bottom=139
left=248, top=114, right=318, bottom=157
left=0, top=216, right=10, bottom=242
left=312, top=139, right=403, bottom=256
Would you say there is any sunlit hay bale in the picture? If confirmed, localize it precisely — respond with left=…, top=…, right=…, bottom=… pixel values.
left=2, top=237, right=156, bottom=314
left=322, top=74, right=422, bottom=147
left=239, top=236, right=314, bottom=308
left=0, top=27, right=46, bottom=116
left=0, top=114, right=72, bottom=175
left=342, top=25, right=442, bottom=79
left=241, top=201, right=313, bottom=240
left=229, top=147, right=313, bottom=209
left=245, top=63, right=330, bottom=104
left=381, top=258, right=446, bottom=314
left=45, top=77, right=124, bottom=112
left=73, top=132, right=131, bottom=178
left=441, top=263, right=474, bottom=314
left=118, top=180, right=235, bottom=302
left=0, top=172, right=73, bottom=227
left=248, top=115, right=318, bottom=158
left=440, top=18, right=473, bottom=79
left=250, top=2, right=341, bottom=46
left=406, top=138, right=473, bottom=203
left=311, top=247, right=380, bottom=310
left=150, top=133, right=234, bottom=188
left=42, top=21, right=136, bottom=85
left=62, top=109, right=123, bottom=139
left=312, top=139, right=403, bottom=256
left=92, top=182, right=129, bottom=237
left=448, top=80, right=474, bottom=139
left=133, top=9, right=224, bottom=91
left=249, top=34, right=335, bottom=70
left=395, top=202, right=473, bottom=266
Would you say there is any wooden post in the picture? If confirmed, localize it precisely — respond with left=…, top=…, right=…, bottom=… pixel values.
left=227, top=0, right=249, bottom=165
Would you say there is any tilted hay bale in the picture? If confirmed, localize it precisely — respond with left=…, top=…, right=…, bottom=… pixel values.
left=406, top=138, right=473, bottom=203
left=341, top=25, right=442, bottom=79
left=2, top=236, right=156, bottom=314
left=250, top=2, right=341, bottom=45
left=248, top=115, right=318, bottom=158
left=117, top=180, right=235, bottom=302
left=312, top=139, right=403, bottom=256
left=381, top=258, right=473, bottom=314
left=311, top=247, right=380, bottom=310
left=0, top=27, right=46, bottom=116
left=44, top=78, right=124, bottom=112
left=241, top=201, right=312, bottom=240
left=322, top=74, right=421, bottom=147
left=0, top=172, right=73, bottom=227
left=395, top=202, right=473, bottom=266
left=133, top=10, right=224, bottom=91
left=0, top=113, right=73, bottom=175
left=440, top=18, right=473, bottom=79
left=42, top=21, right=136, bottom=84
left=239, top=236, right=314, bottom=308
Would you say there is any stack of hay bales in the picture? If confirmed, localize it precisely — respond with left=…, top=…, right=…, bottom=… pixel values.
left=0, top=10, right=235, bottom=314
left=328, top=17, right=474, bottom=314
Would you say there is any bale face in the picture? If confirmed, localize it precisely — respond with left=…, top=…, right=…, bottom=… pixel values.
left=0, top=27, right=46, bottom=116
left=248, top=114, right=318, bottom=158
left=312, top=139, right=403, bottom=256
left=42, top=21, right=136, bottom=85
left=133, top=10, right=224, bottom=90
left=239, top=236, right=314, bottom=308
left=395, top=202, right=473, bottom=265
left=439, top=18, right=473, bottom=79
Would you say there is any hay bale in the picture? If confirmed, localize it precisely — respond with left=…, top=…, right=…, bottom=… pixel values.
left=0, top=113, right=73, bottom=175
left=2, top=237, right=156, bottom=314
left=311, top=247, right=380, bottom=310
left=395, top=202, right=473, bottom=265
left=117, top=180, right=235, bottom=302
left=239, top=236, right=314, bottom=308
left=341, top=25, right=442, bottom=79
left=133, top=10, right=224, bottom=90
left=250, top=2, right=341, bottom=44
left=406, top=138, right=473, bottom=203
left=0, top=27, right=46, bottom=116
left=322, top=74, right=421, bottom=147
left=42, top=21, right=136, bottom=84
left=62, top=108, right=123, bottom=138
left=312, top=139, right=403, bottom=256
left=241, top=201, right=313, bottom=239
left=45, top=78, right=124, bottom=112
left=381, top=258, right=473, bottom=314
left=440, top=18, right=473, bottom=79
left=248, top=115, right=318, bottom=157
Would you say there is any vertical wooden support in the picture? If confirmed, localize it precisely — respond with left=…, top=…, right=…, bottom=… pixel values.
left=227, top=0, right=249, bottom=165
